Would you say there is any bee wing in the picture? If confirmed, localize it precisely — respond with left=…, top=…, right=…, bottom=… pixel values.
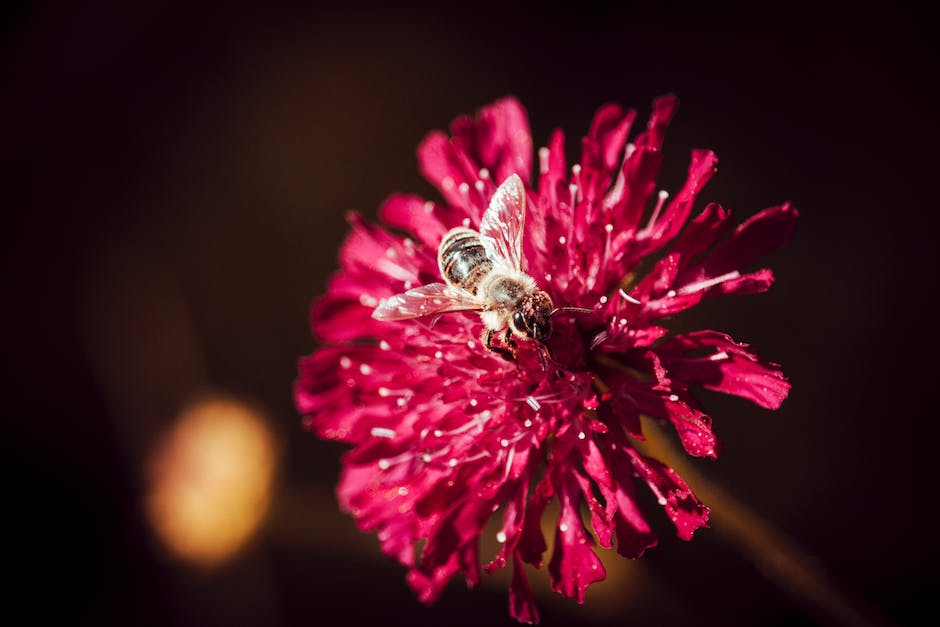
left=372, top=282, right=483, bottom=321
left=479, top=173, right=525, bottom=273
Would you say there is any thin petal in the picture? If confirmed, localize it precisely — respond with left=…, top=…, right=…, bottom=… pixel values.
left=702, top=203, right=799, bottom=277
left=659, top=330, right=791, bottom=409
left=547, top=472, right=606, bottom=603
left=509, top=554, right=540, bottom=624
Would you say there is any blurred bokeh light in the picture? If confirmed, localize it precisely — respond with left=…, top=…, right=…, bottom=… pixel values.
left=146, top=395, right=276, bottom=567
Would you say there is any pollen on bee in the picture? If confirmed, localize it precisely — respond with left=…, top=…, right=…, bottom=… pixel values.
left=462, top=218, right=471, bottom=227
left=558, top=236, right=566, bottom=245
left=458, top=182, right=470, bottom=195
left=339, top=356, right=352, bottom=369
left=668, top=394, right=679, bottom=402
left=379, top=340, right=391, bottom=350
left=478, top=168, right=490, bottom=180
left=359, top=363, right=373, bottom=375
left=474, top=180, right=485, bottom=193
left=434, top=350, right=443, bottom=359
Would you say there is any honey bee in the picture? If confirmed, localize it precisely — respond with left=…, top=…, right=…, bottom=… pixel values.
left=372, top=174, right=588, bottom=357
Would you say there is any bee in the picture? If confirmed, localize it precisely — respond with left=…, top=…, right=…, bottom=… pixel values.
left=372, top=173, right=589, bottom=358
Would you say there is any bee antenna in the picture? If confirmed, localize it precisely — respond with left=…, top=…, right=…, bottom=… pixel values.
left=549, top=306, right=593, bottom=319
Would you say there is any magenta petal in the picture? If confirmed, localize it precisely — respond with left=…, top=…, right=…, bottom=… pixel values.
left=518, top=473, right=552, bottom=567
left=378, top=194, right=451, bottom=249
left=712, top=268, right=775, bottom=295
left=509, top=555, right=540, bottom=624
left=659, top=330, right=791, bottom=409
left=703, top=203, right=799, bottom=276
left=407, top=552, right=461, bottom=604
left=665, top=397, right=719, bottom=459
left=417, top=130, right=478, bottom=211
left=309, top=293, right=382, bottom=342
left=648, top=149, right=719, bottom=246
left=627, top=448, right=710, bottom=541
left=476, top=97, right=533, bottom=186
left=580, top=103, right=636, bottom=199
left=671, top=202, right=732, bottom=264
left=547, top=473, right=606, bottom=603
left=606, top=448, right=657, bottom=557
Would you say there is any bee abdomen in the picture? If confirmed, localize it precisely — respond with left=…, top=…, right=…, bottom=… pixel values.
left=438, top=228, right=492, bottom=294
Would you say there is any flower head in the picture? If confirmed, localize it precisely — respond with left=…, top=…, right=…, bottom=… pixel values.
left=295, top=96, right=796, bottom=623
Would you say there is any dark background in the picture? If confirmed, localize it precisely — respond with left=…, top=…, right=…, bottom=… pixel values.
left=4, top=2, right=935, bottom=626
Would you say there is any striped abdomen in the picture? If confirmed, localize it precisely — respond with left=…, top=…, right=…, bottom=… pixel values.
left=438, top=227, right=492, bottom=294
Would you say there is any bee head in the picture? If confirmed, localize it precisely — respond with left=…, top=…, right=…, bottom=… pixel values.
left=510, top=291, right=554, bottom=343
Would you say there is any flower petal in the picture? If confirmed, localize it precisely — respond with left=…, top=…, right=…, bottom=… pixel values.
left=658, top=330, right=791, bottom=409
left=509, top=554, right=540, bottom=624
left=701, top=203, right=799, bottom=277
left=547, top=472, right=606, bottom=603
left=625, top=447, right=710, bottom=541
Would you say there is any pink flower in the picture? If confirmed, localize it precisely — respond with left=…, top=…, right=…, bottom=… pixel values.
left=295, top=96, right=796, bottom=623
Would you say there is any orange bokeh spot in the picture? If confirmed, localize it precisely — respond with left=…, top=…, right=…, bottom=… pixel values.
left=145, top=395, right=276, bottom=567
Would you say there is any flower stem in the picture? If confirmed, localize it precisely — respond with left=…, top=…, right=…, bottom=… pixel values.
left=635, top=420, right=894, bottom=627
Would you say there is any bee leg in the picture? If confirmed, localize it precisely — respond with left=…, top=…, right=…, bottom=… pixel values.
left=484, top=329, right=516, bottom=361
left=537, top=342, right=557, bottom=371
